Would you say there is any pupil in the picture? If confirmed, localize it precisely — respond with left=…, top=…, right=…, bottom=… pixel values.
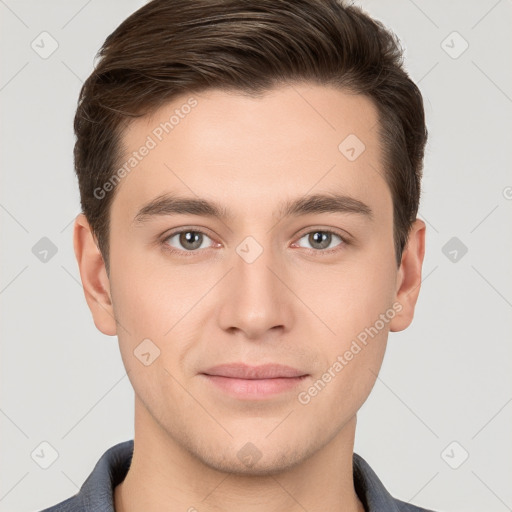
left=181, top=231, right=202, bottom=250
left=311, top=231, right=330, bottom=249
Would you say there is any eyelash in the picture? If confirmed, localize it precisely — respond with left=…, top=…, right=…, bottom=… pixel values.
left=160, top=227, right=350, bottom=257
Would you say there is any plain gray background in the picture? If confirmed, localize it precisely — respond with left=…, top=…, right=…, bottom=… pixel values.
left=1, top=1, right=511, bottom=511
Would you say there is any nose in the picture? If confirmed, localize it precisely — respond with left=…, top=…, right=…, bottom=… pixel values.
left=217, top=241, right=294, bottom=340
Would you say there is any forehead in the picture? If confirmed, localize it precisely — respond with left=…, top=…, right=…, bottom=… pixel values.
left=110, top=84, right=390, bottom=225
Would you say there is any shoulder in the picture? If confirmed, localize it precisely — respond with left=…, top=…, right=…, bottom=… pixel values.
left=39, top=495, right=79, bottom=512
left=353, top=452, right=439, bottom=512
left=38, top=440, right=134, bottom=512
left=393, top=497, right=439, bottom=512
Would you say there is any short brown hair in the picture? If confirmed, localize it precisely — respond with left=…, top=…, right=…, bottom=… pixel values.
left=74, top=0, right=427, bottom=274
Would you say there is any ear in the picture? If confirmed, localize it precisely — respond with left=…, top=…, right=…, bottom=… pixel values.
left=389, top=219, right=426, bottom=332
left=73, top=213, right=117, bottom=336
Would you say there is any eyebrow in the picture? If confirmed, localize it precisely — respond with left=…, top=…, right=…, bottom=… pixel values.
left=133, top=192, right=373, bottom=225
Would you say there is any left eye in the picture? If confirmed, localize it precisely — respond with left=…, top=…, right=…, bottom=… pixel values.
left=295, top=230, right=344, bottom=251
left=165, top=230, right=213, bottom=251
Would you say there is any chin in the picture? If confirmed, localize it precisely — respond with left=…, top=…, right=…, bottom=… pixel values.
left=196, top=447, right=310, bottom=477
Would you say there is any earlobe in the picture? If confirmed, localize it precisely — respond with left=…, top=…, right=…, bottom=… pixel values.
left=389, top=219, right=426, bottom=332
left=73, top=213, right=117, bottom=336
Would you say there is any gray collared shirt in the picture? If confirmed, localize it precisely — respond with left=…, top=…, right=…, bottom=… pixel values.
left=39, top=440, right=437, bottom=511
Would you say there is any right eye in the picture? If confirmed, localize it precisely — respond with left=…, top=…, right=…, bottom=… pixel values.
left=163, top=229, right=216, bottom=253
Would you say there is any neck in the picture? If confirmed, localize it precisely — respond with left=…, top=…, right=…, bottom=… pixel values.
left=115, top=398, right=365, bottom=512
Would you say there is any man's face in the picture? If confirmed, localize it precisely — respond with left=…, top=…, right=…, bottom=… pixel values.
left=102, top=84, right=403, bottom=473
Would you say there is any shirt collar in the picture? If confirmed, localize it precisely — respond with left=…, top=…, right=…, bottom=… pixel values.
left=45, top=440, right=416, bottom=512
left=353, top=452, right=406, bottom=511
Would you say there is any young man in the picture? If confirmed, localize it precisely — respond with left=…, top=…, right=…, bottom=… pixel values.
left=42, top=0, right=434, bottom=510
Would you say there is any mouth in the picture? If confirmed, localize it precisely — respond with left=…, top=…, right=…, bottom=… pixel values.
left=200, top=363, right=309, bottom=399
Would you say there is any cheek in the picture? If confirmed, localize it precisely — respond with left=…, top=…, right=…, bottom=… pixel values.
left=291, top=253, right=397, bottom=344
left=289, top=244, right=397, bottom=406
left=109, top=250, right=219, bottom=377
left=295, top=303, right=390, bottom=425
left=110, top=244, right=200, bottom=335
left=109, top=260, right=197, bottom=409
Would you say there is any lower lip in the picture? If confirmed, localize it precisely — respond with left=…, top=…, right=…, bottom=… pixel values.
left=202, top=375, right=308, bottom=399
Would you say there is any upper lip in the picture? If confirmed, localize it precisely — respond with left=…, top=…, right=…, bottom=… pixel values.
left=201, top=363, right=307, bottom=379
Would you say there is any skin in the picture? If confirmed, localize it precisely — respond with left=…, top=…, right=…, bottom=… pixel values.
left=73, top=83, right=425, bottom=512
